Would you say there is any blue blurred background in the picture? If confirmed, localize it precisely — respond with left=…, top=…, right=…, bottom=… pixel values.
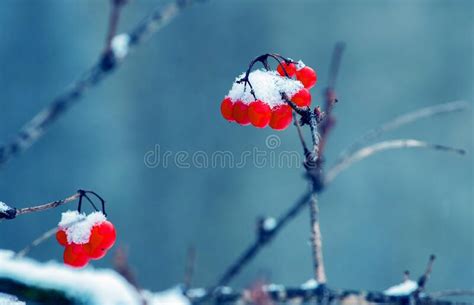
left=0, top=0, right=472, bottom=295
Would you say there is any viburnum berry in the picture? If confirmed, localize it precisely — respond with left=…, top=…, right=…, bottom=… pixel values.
left=270, top=105, right=293, bottom=130
left=63, top=244, right=90, bottom=268
left=220, top=97, right=234, bottom=122
left=291, top=88, right=312, bottom=107
left=57, top=209, right=116, bottom=268
left=248, top=100, right=272, bottom=128
left=277, top=61, right=296, bottom=77
left=220, top=54, right=319, bottom=131
left=233, top=100, right=251, bottom=125
left=296, top=66, right=317, bottom=89
left=56, top=229, right=68, bottom=246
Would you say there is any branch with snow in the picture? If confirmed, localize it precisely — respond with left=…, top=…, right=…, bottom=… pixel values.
left=0, top=0, right=201, bottom=167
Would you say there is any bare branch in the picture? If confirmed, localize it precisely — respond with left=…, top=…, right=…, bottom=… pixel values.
left=326, top=139, right=465, bottom=184
left=308, top=193, right=327, bottom=284
left=16, top=227, right=57, bottom=258
left=336, top=100, right=470, bottom=163
left=214, top=191, right=311, bottom=287
left=15, top=193, right=80, bottom=217
left=0, top=0, right=200, bottom=167
left=184, top=245, right=197, bottom=290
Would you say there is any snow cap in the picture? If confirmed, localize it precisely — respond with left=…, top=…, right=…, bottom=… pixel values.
left=227, top=69, right=303, bottom=108
left=59, top=210, right=106, bottom=244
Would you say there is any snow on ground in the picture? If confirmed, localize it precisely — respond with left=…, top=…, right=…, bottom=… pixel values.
left=384, top=279, right=418, bottom=296
left=0, top=250, right=189, bottom=305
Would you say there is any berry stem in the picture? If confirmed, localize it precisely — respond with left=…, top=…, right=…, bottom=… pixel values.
left=237, top=53, right=295, bottom=100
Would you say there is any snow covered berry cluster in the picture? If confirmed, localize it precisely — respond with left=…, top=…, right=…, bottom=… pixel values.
left=56, top=210, right=116, bottom=268
left=220, top=55, right=317, bottom=130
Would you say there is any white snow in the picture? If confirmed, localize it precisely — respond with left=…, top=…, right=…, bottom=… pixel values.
left=262, top=217, right=276, bottom=232
left=111, top=34, right=130, bottom=60
left=301, top=278, right=318, bottom=290
left=142, top=287, right=190, bottom=305
left=58, top=211, right=106, bottom=244
left=0, top=250, right=141, bottom=305
left=0, top=250, right=190, bottom=305
left=227, top=69, right=303, bottom=108
left=0, top=201, right=10, bottom=213
left=295, top=60, right=306, bottom=70
left=0, top=293, right=25, bottom=305
left=384, top=280, right=418, bottom=296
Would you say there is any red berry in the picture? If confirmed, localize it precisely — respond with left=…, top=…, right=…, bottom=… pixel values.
left=64, top=244, right=89, bottom=268
left=277, top=62, right=296, bottom=77
left=296, top=66, right=317, bottom=89
left=88, top=221, right=117, bottom=251
left=56, top=229, right=68, bottom=246
left=291, top=88, right=312, bottom=107
left=232, top=101, right=251, bottom=126
left=248, top=100, right=272, bottom=128
left=84, top=244, right=108, bottom=260
left=270, top=105, right=293, bottom=130
left=220, top=98, right=235, bottom=122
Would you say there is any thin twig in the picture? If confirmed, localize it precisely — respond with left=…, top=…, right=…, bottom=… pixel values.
left=12, top=193, right=81, bottom=218
left=317, top=42, right=345, bottom=160
left=325, top=139, right=465, bottom=184
left=336, top=100, right=470, bottom=163
left=0, top=0, right=199, bottom=167
left=15, top=227, right=57, bottom=258
left=415, top=254, right=436, bottom=295
left=184, top=245, right=197, bottom=290
left=105, top=0, right=129, bottom=53
left=308, top=193, right=327, bottom=284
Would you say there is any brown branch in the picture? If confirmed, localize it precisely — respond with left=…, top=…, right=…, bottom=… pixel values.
left=325, top=139, right=465, bottom=184
left=415, top=255, right=436, bottom=296
left=0, top=0, right=200, bottom=167
left=184, top=245, right=197, bottom=290
left=308, top=193, right=327, bottom=284
left=15, top=193, right=80, bottom=217
left=214, top=191, right=311, bottom=287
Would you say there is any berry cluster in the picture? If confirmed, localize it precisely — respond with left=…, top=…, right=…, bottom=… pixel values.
left=220, top=55, right=317, bottom=130
left=56, top=211, right=116, bottom=268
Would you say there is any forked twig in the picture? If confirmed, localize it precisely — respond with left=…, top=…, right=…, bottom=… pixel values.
left=325, top=139, right=465, bottom=184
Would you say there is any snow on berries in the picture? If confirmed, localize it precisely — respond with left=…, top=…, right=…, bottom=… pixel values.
left=220, top=54, right=318, bottom=130
left=56, top=210, right=116, bottom=268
